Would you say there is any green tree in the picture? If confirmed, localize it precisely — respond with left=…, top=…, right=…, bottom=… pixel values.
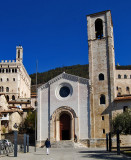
left=19, top=111, right=36, bottom=134
left=112, top=110, right=131, bottom=134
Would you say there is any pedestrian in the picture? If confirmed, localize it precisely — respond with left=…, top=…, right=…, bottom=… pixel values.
left=45, top=138, right=51, bottom=155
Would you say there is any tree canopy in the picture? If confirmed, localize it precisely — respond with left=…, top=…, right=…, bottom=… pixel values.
left=112, top=110, right=131, bottom=134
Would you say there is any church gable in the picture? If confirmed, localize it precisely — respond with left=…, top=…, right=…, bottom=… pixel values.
left=39, top=72, right=89, bottom=90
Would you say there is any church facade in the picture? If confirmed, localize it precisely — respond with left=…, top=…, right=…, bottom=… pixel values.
left=37, top=10, right=131, bottom=147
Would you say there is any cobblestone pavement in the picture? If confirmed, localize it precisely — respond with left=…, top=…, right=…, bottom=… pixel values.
left=0, top=147, right=130, bottom=160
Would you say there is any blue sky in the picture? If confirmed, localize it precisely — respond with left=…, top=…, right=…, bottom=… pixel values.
left=0, top=0, right=131, bottom=74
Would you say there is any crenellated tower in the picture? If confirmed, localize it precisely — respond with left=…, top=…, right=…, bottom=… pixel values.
left=16, top=45, right=23, bottom=63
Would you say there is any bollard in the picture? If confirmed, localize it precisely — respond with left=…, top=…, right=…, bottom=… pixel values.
left=109, top=132, right=112, bottom=152
left=117, top=129, right=120, bottom=155
left=14, top=131, right=18, bottom=157
left=24, top=134, right=26, bottom=153
left=27, top=135, right=29, bottom=152
left=106, top=133, right=108, bottom=151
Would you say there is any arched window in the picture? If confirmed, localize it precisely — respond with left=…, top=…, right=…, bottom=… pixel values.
left=12, top=95, right=15, bottom=100
left=35, top=101, right=37, bottom=106
left=100, top=94, right=105, bottom=104
left=12, top=69, right=14, bottom=73
left=124, top=75, right=127, bottom=79
left=99, top=73, right=104, bottom=80
left=7, top=78, right=9, bottom=81
left=1, top=78, right=2, bottom=82
left=6, top=69, right=8, bottom=73
left=15, top=68, right=17, bottom=73
left=9, top=69, right=10, bottom=73
left=6, top=87, right=9, bottom=92
left=0, top=69, right=1, bottom=73
left=6, top=95, right=9, bottom=102
left=118, top=74, right=121, bottom=79
left=18, top=49, right=20, bottom=58
left=126, top=87, right=129, bottom=91
left=95, top=19, right=103, bottom=39
left=0, top=86, right=4, bottom=92
left=2, top=69, right=4, bottom=73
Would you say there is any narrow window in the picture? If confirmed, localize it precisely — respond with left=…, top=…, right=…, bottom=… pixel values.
left=126, top=87, right=129, bottom=91
left=102, top=116, right=104, bottom=120
left=6, top=87, right=9, bottom=92
left=116, top=86, right=118, bottom=90
left=35, top=101, right=37, bottom=106
left=15, top=68, right=17, bottom=73
left=99, top=73, right=104, bottom=81
left=13, top=78, right=15, bottom=81
left=12, top=95, right=15, bottom=100
left=117, top=92, right=121, bottom=96
left=130, top=75, right=131, bottom=79
left=9, top=69, right=10, bottom=73
left=2, top=69, right=4, bottom=73
left=18, top=49, right=20, bottom=58
left=12, top=69, right=14, bottom=73
left=95, top=19, right=103, bottom=39
left=6, top=95, right=9, bottom=102
left=124, top=75, right=127, bottom=79
left=1, top=78, right=2, bottom=82
left=118, top=74, right=121, bottom=79
left=103, top=129, right=105, bottom=134
left=123, top=106, right=128, bottom=112
left=0, top=86, right=3, bottom=92
left=7, top=78, right=9, bottom=81
left=100, top=94, right=105, bottom=104
left=0, top=69, right=1, bottom=73
left=6, top=69, right=8, bottom=73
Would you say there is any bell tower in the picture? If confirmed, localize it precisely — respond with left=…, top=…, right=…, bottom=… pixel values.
left=16, top=45, right=23, bottom=63
left=87, top=10, right=115, bottom=140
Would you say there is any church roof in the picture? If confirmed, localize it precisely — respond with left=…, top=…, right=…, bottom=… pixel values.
left=39, top=72, right=89, bottom=90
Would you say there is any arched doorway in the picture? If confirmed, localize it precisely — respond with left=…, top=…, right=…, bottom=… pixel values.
left=60, top=113, right=71, bottom=140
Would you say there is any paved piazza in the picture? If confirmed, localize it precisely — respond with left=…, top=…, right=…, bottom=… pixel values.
left=0, top=147, right=130, bottom=160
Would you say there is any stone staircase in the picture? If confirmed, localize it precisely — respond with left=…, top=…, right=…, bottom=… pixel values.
left=51, top=140, right=74, bottom=148
left=51, top=140, right=87, bottom=148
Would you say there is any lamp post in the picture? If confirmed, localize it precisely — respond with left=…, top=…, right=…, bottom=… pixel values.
left=34, top=60, right=38, bottom=152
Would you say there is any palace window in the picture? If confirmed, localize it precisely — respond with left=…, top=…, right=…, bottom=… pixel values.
left=118, top=74, right=121, bottom=79
left=124, top=75, right=127, bottom=79
left=6, top=87, right=9, bottom=92
left=18, top=49, right=20, bottom=58
left=126, top=87, right=129, bottom=91
left=95, top=19, right=103, bottom=39
left=0, top=86, right=4, bottom=92
left=100, top=94, right=106, bottom=104
left=99, top=73, right=104, bottom=81
left=12, top=95, right=15, bottom=100
left=6, top=95, right=9, bottom=102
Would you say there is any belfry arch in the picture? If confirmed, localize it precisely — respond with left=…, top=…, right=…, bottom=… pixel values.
left=50, top=106, right=78, bottom=141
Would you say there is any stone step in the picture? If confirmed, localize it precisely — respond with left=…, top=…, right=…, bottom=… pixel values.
left=51, top=140, right=74, bottom=148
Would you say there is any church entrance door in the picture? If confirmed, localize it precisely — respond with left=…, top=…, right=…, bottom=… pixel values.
left=60, top=113, right=71, bottom=140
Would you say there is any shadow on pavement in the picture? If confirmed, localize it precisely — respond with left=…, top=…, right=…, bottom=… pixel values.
left=78, top=150, right=130, bottom=160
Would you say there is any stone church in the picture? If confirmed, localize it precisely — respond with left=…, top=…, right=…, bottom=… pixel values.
left=37, top=10, right=131, bottom=147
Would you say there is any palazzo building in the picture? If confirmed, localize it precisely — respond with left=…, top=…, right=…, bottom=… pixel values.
left=37, top=10, right=131, bottom=147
